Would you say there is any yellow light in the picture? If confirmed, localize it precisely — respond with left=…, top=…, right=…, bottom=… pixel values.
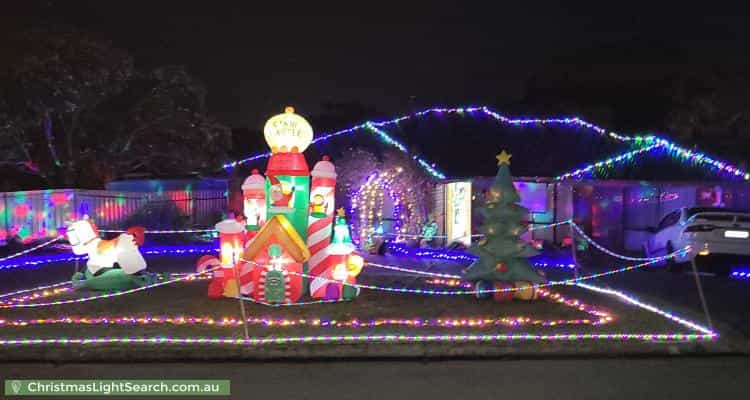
left=220, top=242, right=235, bottom=266
left=347, top=254, right=364, bottom=277
left=333, top=263, right=348, bottom=281
left=263, top=106, right=314, bottom=153
left=698, top=249, right=710, bottom=256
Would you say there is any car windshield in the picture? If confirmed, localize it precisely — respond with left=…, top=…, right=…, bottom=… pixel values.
left=685, top=207, right=750, bottom=222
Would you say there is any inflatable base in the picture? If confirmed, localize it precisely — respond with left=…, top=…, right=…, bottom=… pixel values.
left=71, top=268, right=156, bottom=291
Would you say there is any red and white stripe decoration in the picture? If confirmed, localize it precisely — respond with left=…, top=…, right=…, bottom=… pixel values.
left=307, top=156, right=337, bottom=298
left=238, top=261, right=255, bottom=296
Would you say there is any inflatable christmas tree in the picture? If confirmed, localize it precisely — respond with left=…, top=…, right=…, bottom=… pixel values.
left=463, top=150, right=544, bottom=283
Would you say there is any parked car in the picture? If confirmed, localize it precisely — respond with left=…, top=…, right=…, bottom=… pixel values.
left=644, top=207, right=750, bottom=274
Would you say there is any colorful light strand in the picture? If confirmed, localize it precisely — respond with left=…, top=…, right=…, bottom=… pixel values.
left=424, top=278, right=473, bottom=288
left=0, top=245, right=219, bottom=272
left=555, top=142, right=665, bottom=180
left=0, top=273, right=211, bottom=306
left=0, top=290, right=611, bottom=329
left=0, top=268, right=218, bottom=309
left=99, top=228, right=216, bottom=234
left=0, top=333, right=714, bottom=347
left=224, top=106, right=749, bottom=182
left=282, top=252, right=683, bottom=296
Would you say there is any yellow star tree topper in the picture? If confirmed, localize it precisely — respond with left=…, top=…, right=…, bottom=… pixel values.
left=496, top=150, right=512, bottom=165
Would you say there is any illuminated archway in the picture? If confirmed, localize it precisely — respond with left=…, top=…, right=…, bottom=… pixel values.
left=349, top=167, right=424, bottom=247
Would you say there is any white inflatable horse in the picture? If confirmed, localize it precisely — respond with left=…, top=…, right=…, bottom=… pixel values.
left=65, top=217, right=147, bottom=275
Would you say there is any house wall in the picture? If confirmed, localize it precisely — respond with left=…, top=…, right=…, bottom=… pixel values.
left=435, top=178, right=750, bottom=253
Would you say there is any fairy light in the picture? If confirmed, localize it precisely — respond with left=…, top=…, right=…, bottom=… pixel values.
left=0, top=268, right=219, bottom=309
left=0, top=332, right=715, bottom=347
left=574, top=282, right=715, bottom=336
left=569, top=222, right=671, bottom=262
left=0, top=245, right=220, bottom=272
left=424, top=278, right=473, bottom=288
left=0, top=290, right=611, bottom=328
left=555, top=143, right=664, bottom=180
left=99, top=229, right=216, bottom=234
left=224, top=106, right=749, bottom=182
left=0, top=281, right=70, bottom=299
left=0, top=236, right=63, bottom=263
left=730, top=268, right=750, bottom=280
left=279, top=251, right=682, bottom=297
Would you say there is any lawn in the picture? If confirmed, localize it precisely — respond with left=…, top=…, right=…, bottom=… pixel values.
left=0, top=257, right=721, bottom=360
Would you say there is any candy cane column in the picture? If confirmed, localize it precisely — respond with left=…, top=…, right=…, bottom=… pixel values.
left=307, top=156, right=337, bottom=298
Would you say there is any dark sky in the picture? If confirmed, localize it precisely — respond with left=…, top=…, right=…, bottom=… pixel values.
left=5, top=1, right=750, bottom=130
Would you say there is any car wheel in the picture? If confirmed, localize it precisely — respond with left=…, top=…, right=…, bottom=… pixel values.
left=666, top=243, right=685, bottom=273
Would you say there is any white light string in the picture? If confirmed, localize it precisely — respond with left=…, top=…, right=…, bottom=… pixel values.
left=0, top=236, right=64, bottom=263
left=99, top=228, right=216, bottom=234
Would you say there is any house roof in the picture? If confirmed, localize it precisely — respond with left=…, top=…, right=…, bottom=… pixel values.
left=242, top=215, right=311, bottom=263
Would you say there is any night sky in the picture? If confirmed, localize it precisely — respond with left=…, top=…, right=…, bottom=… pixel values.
left=5, top=1, right=750, bottom=131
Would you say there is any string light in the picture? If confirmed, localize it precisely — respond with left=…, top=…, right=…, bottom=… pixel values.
left=99, top=229, right=216, bottom=234
left=570, top=222, right=675, bottom=262
left=574, top=282, right=715, bottom=336
left=0, top=273, right=211, bottom=306
left=0, top=245, right=220, bottom=271
left=283, top=253, right=683, bottom=296
left=0, top=236, right=63, bottom=263
left=0, top=268, right=218, bottom=309
left=0, top=290, right=611, bottom=329
left=224, top=106, right=750, bottom=182
left=424, top=278, right=473, bottom=288
left=0, top=333, right=714, bottom=347
left=730, top=268, right=750, bottom=280
left=0, top=281, right=70, bottom=299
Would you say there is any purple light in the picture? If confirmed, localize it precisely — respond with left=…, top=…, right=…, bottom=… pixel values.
left=384, top=243, right=576, bottom=269
left=0, top=244, right=219, bottom=271
left=224, top=105, right=750, bottom=182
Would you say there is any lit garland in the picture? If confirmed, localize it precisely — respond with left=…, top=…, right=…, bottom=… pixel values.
left=0, top=236, right=63, bottom=263
left=424, top=278, right=473, bottom=288
left=349, top=167, right=425, bottom=245
left=384, top=243, right=576, bottom=269
left=0, top=268, right=218, bottom=309
left=0, top=281, right=70, bottom=299
left=574, top=282, right=715, bottom=336
left=0, top=273, right=212, bottom=306
left=0, top=290, right=611, bottom=329
left=570, top=222, right=669, bottom=261
left=224, top=106, right=750, bottom=182
left=283, top=252, right=685, bottom=296
left=99, top=228, right=216, bottom=234
left=0, top=245, right=220, bottom=272
left=0, top=287, right=72, bottom=306
left=0, top=333, right=714, bottom=347
left=555, top=143, right=664, bottom=180
left=730, top=269, right=750, bottom=280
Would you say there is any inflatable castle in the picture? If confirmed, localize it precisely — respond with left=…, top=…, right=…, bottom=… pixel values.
left=198, top=106, right=363, bottom=304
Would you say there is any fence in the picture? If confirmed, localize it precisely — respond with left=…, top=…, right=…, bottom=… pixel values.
left=0, top=189, right=228, bottom=244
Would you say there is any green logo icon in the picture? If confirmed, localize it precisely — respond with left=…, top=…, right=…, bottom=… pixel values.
left=10, top=380, right=21, bottom=395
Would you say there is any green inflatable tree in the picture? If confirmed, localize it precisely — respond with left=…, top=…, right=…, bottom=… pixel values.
left=463, top=150, right=545, bottom=283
